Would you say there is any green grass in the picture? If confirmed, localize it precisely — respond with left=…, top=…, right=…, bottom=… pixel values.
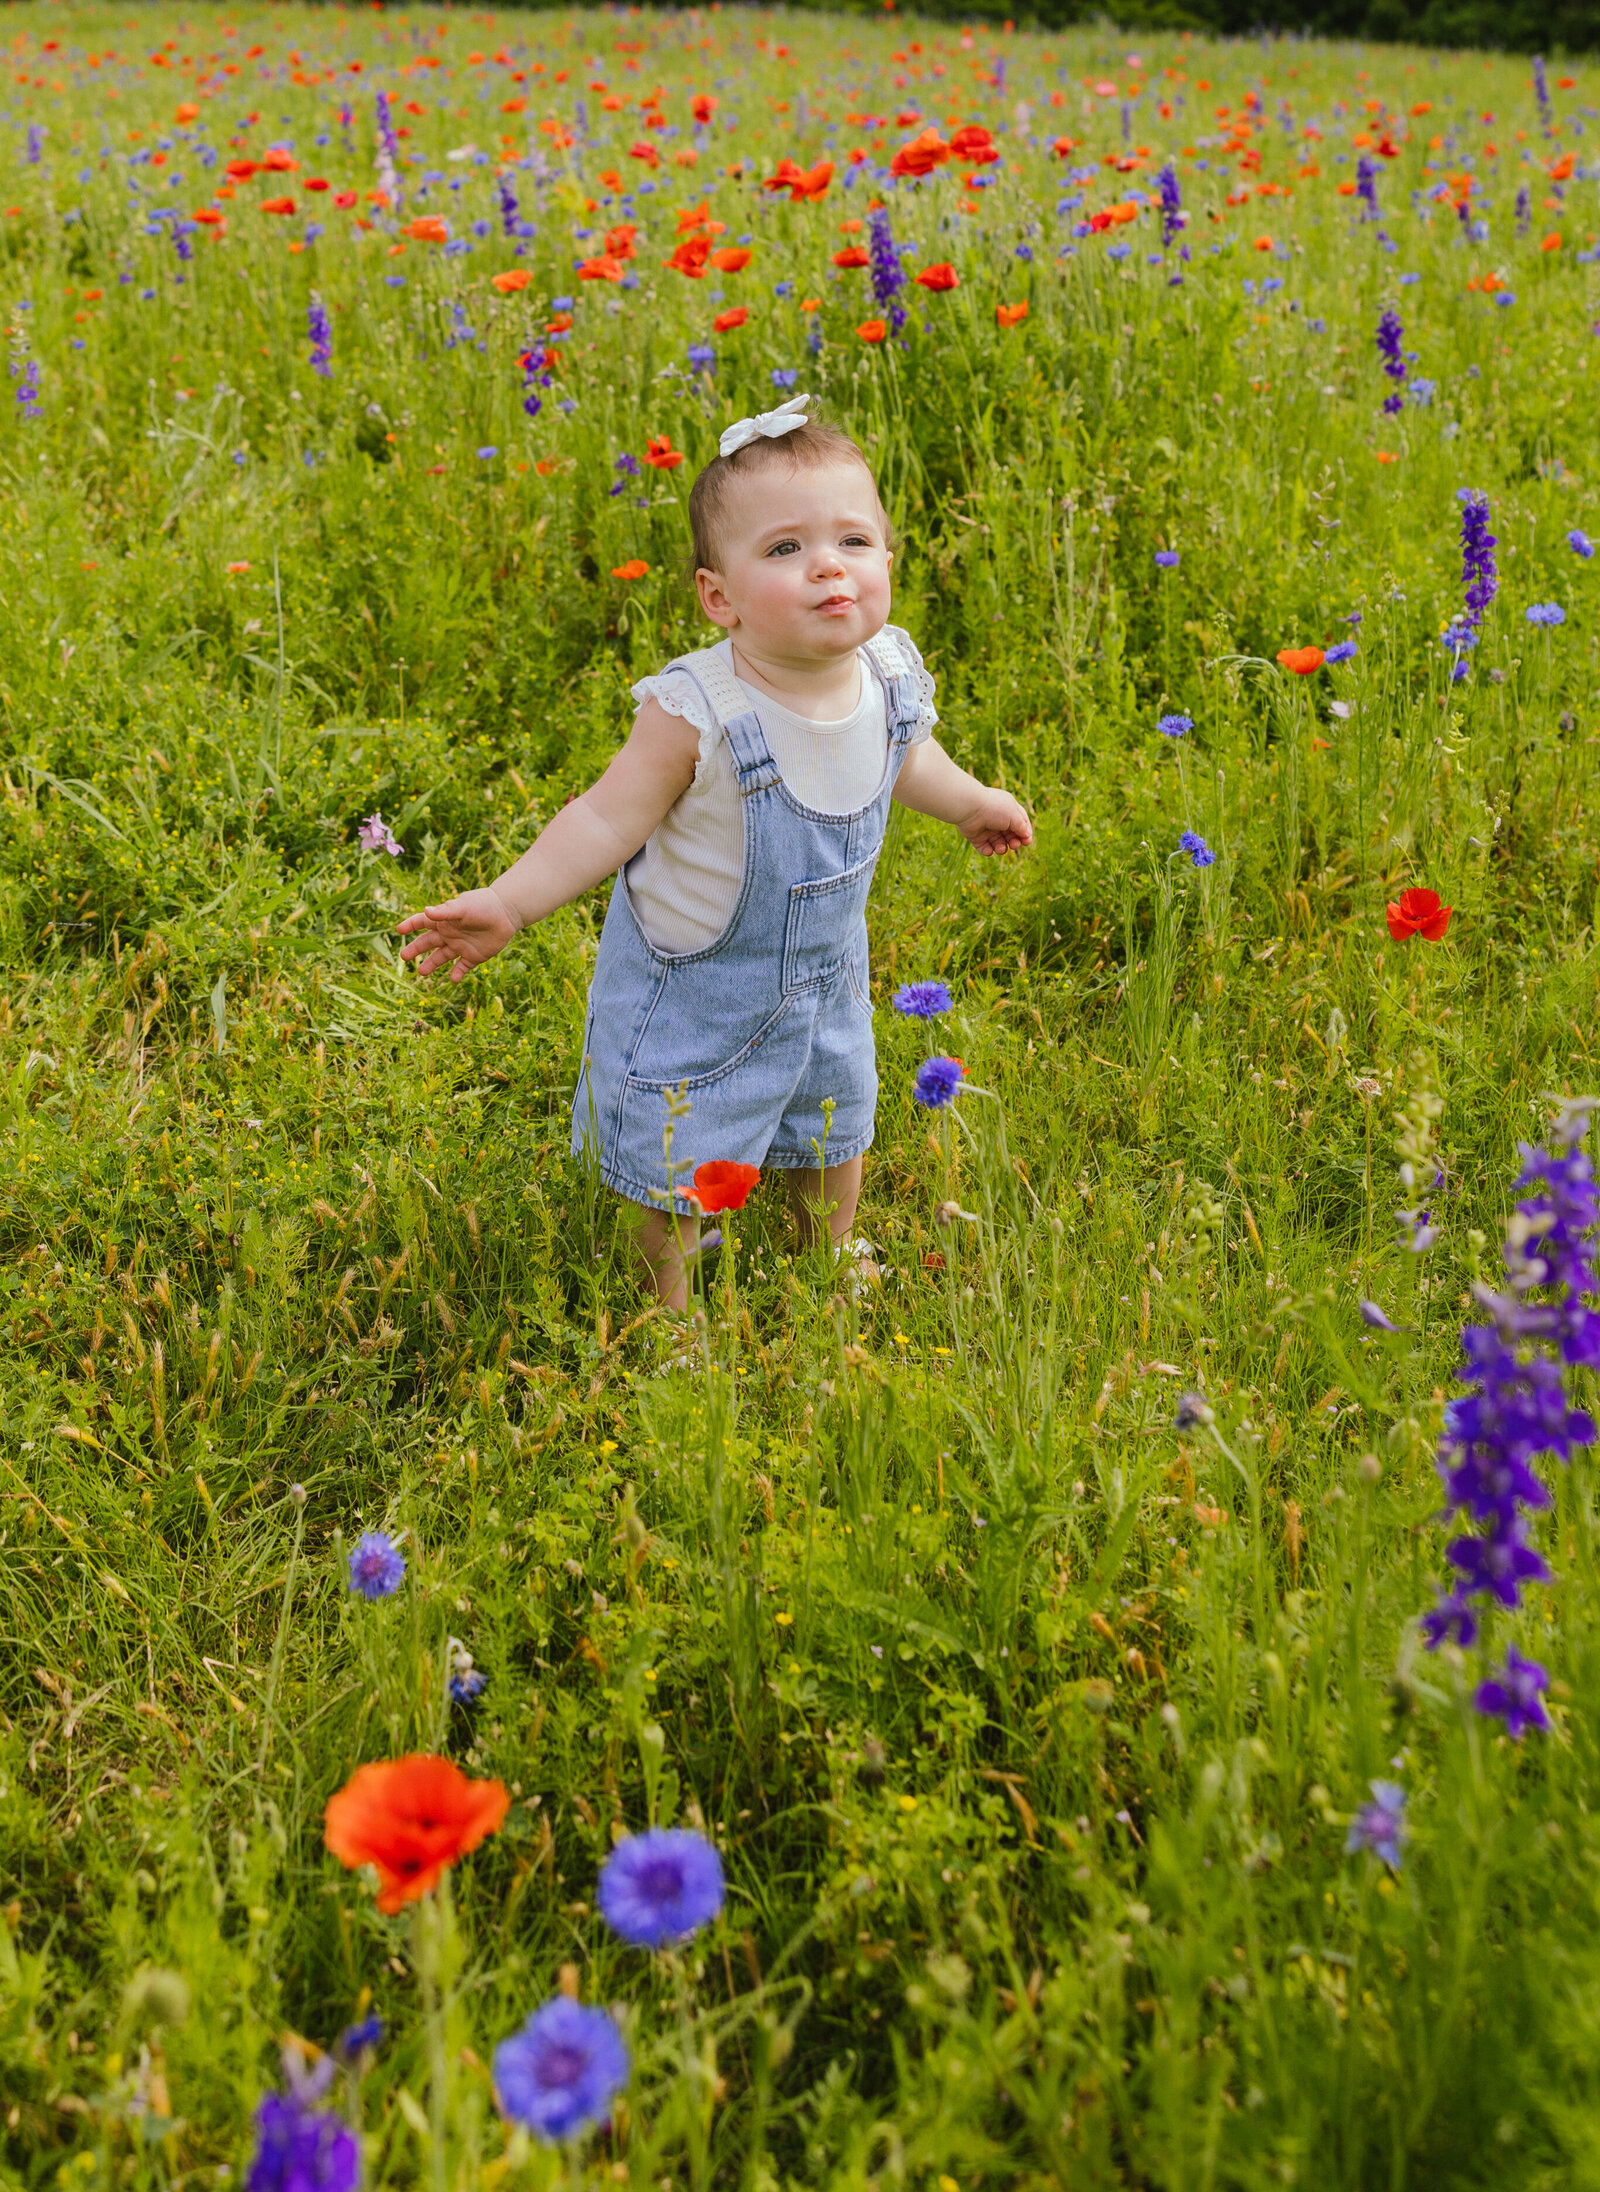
left=3, top=5, right=1600, bottom=2188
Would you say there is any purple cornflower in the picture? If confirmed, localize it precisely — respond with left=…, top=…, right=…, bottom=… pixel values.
left=336, top=2018, right=384, bottom=2062
left=493, top=1998, right=628, bottom=2143
left=1178, top=829, right=1216, bottom=868
left=308, top=292, right=332, bottom=378
left=1515, top=185, right=1530, bottom=235
left=1154, top=549, right=1179, bottom=569
left=357, top=813, right=402, bottom=858
left=913, top=1056, right=965, bottom=1110
left=1157, top=713, right=1193, bottom=739
left=1360, top=1300, right=1411, bottom=1333
left=894, top=981, right=952, bottom=1020
left=1345, top=1780, right=1406, bottom=1868
left=1324, top=639, right=1358, bottom=664
left=15, top=358, right=40, bottom=422
left=173, top=219, right=196, bottom=264
left=347, top=1530, right=405, bottom=1597
left=1569, top=530, right=1594, bottom=560
left=1457, top=489, right=1498, bottom=631
left=1532, top=55, right=1551, bottom=132
left=867, top=205, right=907, bottom=337
left=598, top=1827, right=726, bottom=1947
left=1156, top=162, right=1184, bottom=248
left=1356, top=155, right=1377, bottom=216
left=497, top=170, right=521, bottom=238
left=375, top=90, right=401, bottom=207
left=518, top=341, right=549, bottom=420
left=246, top=2093, right=360, bottom=2192
left=1376, top=308, right=1405, bottom=382
left=1525, top=602, right=1565, bottom=627
left=1175, top=1391, right=1214, bottom=1430
left=687, top=341, right=715, bottom=374
left=26, top=124, right=43, bottom=164
left=1422, top=1104, right=1599, bottom=1734
left=1475, top=1645, right=1550, bottom=1738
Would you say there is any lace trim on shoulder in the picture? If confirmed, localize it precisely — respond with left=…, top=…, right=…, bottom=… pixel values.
left=866, top=624, right=938, bottom=740
left=630, top=661, right=724, bottom=787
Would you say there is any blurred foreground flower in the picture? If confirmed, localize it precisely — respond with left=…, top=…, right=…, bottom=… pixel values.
left=246, top=2092, right=360, bottom=2192
left=1345, top=1780, right=1406, bottom=1868
left=494, top=1997, right=628, bottom=2142
left=598, top=1826, right=726, bottom=1947
left=324, top=1755, right=509, bottom=1913
left=1475, top=1645, right=1550, bottom=1738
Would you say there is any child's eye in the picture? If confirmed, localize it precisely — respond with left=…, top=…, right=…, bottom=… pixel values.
left=765, top=538, right=801, bottom=557
left=841, top=534, right=872, bottom=548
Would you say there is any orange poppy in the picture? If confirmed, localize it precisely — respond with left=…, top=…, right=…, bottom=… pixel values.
left=1276, top=645, right=1325, bottom=674
left=407, top=216, right=449, bottom=244
left=691, top=1160, right=761, bottom=1214
left=262, top=148, right=297, bottom=173
left=710, top=245, right=751, bottom=272
left=226, top=158, right=258, bottom=180
left=612, top=559, right=650, bottom=581
left=1540, top=233, right=1563, bottom=252
left=763, top=156, right=833, bottom=203
left=1375, top=450, right=1400, bottom=464
left=175, top=100, right=199, bottom=123
left=643, top=435, right=683, bottom=470
left=673, top=148, right=699, bottom=169
left=800, top=296, right=821, bottom=311
left=1253, top=234, right=1274, bottom=252
left=832, top=245, right=871, bottom=269
left=599, top=167, right=625, bottom=191
left=713, top=305, right=748, bottom=332
left=914, top=262, right=958, bottom=291
left=260, top=196, right=295, bottom=216
left=890, top=126, right=951, bottom=178
left=1385, top=887, right=1452, bottom=943
left=692, top=92, right=717, bottom=124
left=995, top=301, right=1028, bottom=327
left=666, top=235, right=712, bottom=279
left=324, top=1755, right=509, bottom=1915
left=491, top=269, right=532, bottom=294
left=193, top=207, right=225, bottom=226
left=605, top=223, right=638, bottom=259
left=857, top=318, right=887, bottom=342
left=578, top=254, right=624, bottom=281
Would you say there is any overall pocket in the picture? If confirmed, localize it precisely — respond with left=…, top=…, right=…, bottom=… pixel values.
left=780, top=851, right=879, bottom=996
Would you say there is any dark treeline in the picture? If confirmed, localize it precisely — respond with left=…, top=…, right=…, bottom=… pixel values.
left=585, top=0, right=1592, bottom=57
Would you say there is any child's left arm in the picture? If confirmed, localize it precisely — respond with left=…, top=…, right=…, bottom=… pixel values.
left=892, top=739, right=1033, bottom=856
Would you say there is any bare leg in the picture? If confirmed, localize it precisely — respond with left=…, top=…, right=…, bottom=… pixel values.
left=631, top=1200, right=700, bottom=1314
left=786, top=1153, right=864, bottom=1252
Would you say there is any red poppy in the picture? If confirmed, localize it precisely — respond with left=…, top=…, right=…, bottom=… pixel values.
left=305, top=177, right=330, bottom=194
left=324, top=1755, right=509, bottom=1914
left=666, top=235, right=712, bottom=279
left=226, top=158, right=258, bottom=180
left=628, top=139, right=660, bottom=168
left=407, top=216, right=448, bottom=244
left=949, top=123, right=999, bottom=164
left=890, top=127, right=951, bottom=178
left=333, top=190, right=358, bottom=210
left=857, top=318, right=887, bottom=343
left=260, top=196, right=296, bottom=216
left=710, top=245, right=751, bottom=272
left=262, top=147, right=297, bottom=173
left=692, top=1161, right=760, bottom=1214
left=915, top=262, right=958, bottom=291
left=1386, top=887, right=1452, bottom=943
left=763, top=157, right=833, bottom=202
left=1276, top=645, right=1325, bottom=675
left=832, top=245, right=871, bottom=269
left=604, top=223, right=637, bottom=259
left=192, top=207, right=225, bottom=227
left=577, top=254, right=624, bottom=281
left=692, top=92, right=717, bottom=124
left=612, top=559, right=650, bottom=581
left=643, top=436, right=683, bottom=470
left=713, top=305, right=749, bottom=332
left=492, top=268, right=532, bottom=294
left=995, top=301, right=1029, bottom=328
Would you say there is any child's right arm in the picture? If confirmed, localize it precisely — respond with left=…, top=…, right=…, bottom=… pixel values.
left=397, top=699, right=700, bottom=982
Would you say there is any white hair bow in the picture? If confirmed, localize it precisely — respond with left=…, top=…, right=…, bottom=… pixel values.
left=718, top=392, right=812, bottom=459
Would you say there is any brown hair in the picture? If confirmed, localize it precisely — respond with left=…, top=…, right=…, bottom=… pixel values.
left=687, top=416, right=887, bottom=573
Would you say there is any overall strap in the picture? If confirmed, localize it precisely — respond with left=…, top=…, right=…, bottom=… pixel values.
left=861, top=632, right=924, bottom=749
left=662, top=652, right=782, bottom=796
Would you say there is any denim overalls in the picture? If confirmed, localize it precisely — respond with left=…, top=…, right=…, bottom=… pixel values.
left=572, top=638, right=923, bottom=1209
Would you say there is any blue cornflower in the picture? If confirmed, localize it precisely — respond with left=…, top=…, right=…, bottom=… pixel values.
left=1157, top=713, right=1193, bottom=739
left=1569, top=530, right=1595, bottom=559
left=912, top=1056, right=965, bottom=1110
left=1475, top=1645, right=1550, bottom=1739
left=348, top=1532, right=405, bottom=1600
left=1156, top=161, right=1184, bottom=248
left=771, top=366, right=799, bottom=389
left=336, top=2016, right=384, bottom=2061
left=893, top=981, right=952, bottom=1020
left=1345, top=1780, right=1406, bottom=1868
left=477, top=446, right=498, bottom=461
left=1376, top=308, right=1405, bottom=381
left=598, top=1828, right=725, bottom=1948
left=1154, top=550, right=1179, bottom=569
left=1179, top=829, right=1216, bottom=868
left=308, top=292, right=332, bottom=379
left=688, top=341, right=715, bottom=374
left=1174, top=1391, right=1214, bottom=1430
left=450, top=1667, right=488, bottom=1703
left=493, top=1998, right=628, bottom=2143
left=1323, top=640, right=1358, bottom=664
left=1525, top=602, right=1565, bottom=627
left=246, top=2094, right=360, bottom=2192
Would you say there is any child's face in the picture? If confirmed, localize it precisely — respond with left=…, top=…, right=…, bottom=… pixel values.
left=695, top=457, right=892, bottom=661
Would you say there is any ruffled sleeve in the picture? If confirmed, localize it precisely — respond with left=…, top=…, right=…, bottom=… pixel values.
left=629, top=662, right=723, bottom=789
left=871, top=624, right=939, bottom=743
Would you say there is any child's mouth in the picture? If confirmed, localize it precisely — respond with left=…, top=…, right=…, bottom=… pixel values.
left=817, top=594, right=855, bottom=613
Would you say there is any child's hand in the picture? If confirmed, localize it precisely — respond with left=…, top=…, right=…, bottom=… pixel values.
left=958, top=785, right=1033, bottom=858
left=398, top=888, right=518, bottom=981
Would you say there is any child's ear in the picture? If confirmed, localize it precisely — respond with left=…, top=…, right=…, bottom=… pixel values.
left=695, top=566, right=738, bottom=629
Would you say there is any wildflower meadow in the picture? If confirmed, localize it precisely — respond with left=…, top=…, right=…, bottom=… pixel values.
left=4, top=4, right=1600, bottom=2186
